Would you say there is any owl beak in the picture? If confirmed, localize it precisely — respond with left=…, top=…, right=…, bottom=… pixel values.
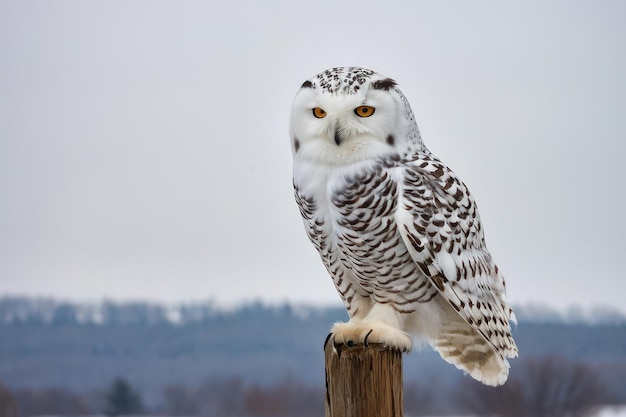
left=333, top=120, right=345, bottom=145
left=334, top=130, right=342, bottom=146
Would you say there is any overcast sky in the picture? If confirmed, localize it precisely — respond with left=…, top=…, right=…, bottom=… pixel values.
left=1, top=1, right=625, bottom=313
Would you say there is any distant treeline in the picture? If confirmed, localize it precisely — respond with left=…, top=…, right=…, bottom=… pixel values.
left=2, top=297, right=625, bottom=326
left=0, top=297, right=625, bottom=415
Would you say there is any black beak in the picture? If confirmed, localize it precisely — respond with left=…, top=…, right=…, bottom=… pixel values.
left=334, top=130, right=342, bottom=146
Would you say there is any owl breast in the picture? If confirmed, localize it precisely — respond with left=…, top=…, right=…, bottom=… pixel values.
left=296, top=156, right=438, bottom=313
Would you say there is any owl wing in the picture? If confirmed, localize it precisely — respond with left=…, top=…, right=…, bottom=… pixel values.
left=395, top=151, right=518, bottom=384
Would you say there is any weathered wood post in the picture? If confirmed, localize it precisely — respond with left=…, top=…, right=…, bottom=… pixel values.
left=324, top=337, right=403, bottom=417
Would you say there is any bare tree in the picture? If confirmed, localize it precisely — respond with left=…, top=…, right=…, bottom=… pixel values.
left=457, top=355, right=609, bottom=417
left=244, top=384, right=288, bottom=416
left=162, top=377, right=321, bottom=417
left=242, top=380, right=322, bottom=417
left=12, top=387, right=88, bottom=416
left=0, top=382, right=17, bottom=417
left=163, top=385, right=199, bottom=415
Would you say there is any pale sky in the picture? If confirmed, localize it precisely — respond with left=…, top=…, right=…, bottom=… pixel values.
left=1, top=1, right=625, bottom=313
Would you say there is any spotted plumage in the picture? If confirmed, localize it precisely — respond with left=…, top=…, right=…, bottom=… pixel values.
left=290, top=67, right=518, bottom=386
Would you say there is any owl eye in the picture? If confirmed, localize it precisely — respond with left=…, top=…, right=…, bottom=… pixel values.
left=312, top=107, right=327, bottom=118
left=354, top=106, right=375, bottom=117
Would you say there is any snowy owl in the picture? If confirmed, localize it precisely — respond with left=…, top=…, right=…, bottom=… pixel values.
left=290, top=67, right=518, bottom=386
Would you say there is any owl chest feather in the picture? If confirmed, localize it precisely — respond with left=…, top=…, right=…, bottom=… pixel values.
left=294, top=158, right=435, bottom=306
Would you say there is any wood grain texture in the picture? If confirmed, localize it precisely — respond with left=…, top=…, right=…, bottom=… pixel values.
left=324, top=337, right=403, bottom=417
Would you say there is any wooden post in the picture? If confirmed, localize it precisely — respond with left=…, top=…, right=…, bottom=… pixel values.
left=324, top=336, right=403, bottom=417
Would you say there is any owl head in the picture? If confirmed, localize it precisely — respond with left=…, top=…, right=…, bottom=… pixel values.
left=290, top=67, right=423, bottom=166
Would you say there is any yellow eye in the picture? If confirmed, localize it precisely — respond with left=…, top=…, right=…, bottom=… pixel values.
left=312, top=107, right=327, bottom=118
left=354, top=106, right=375, bottom=117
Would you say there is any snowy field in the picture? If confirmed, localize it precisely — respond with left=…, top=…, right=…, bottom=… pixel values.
left=410, top=409, right=626, bottom=417
left=597, top=407, right=626, bottom=417
left=35, top=410, right=626, bottom=417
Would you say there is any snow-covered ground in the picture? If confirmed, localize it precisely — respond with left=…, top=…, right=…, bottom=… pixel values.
left=410, top=408, right=626, bottom=417
left=597, top=406, right=626, bottom=417
left=32, top=410, right=626, bottom=417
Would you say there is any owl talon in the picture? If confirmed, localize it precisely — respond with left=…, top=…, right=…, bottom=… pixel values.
left=323, top=332, right=333, bottom=350
left=364, top=329, right=373, bottom=346
left=331, top=320, right=412, bottom=352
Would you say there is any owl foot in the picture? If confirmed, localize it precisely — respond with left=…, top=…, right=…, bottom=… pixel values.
left=331, top=320, right=412, bottom=352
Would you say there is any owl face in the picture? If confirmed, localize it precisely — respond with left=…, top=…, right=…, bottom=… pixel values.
left=290, top=67, right=418, bottom=166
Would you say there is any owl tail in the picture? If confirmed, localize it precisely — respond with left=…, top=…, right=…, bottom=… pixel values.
left=405, top=297, right=517, bottom=386
left=430, top=302, right=512, bottom=386
left=433, top=324, right=509, bottom=386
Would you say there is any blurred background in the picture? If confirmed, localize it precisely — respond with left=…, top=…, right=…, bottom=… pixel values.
left=1, top=1, right=625, bottom=416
